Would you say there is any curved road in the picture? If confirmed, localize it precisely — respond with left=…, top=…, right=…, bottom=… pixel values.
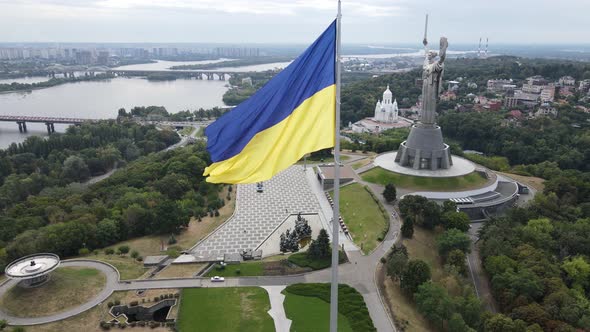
left=0, top=260, right=120, bottom=326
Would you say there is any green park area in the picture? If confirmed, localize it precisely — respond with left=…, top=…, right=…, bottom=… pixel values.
left=361, top=167, right=487, bottom=191
left=205, top=252, right=346, bottom=277
left=178, top=287, right=274, bottom=332
left=283, top=284, right=375, bottom=332
left=0, top=267, right=105, bottom=318
left=334, top=183, right=389, bottom=253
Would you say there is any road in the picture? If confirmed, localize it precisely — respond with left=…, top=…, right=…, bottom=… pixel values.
left=0, top=260, right=120, bottom=326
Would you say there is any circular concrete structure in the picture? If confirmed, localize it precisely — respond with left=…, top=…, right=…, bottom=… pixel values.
left=374, top=151, right=475, bottom=178
left=395, top=125, right=453, bottom=170
left=5, top=254, right=60, bottom=288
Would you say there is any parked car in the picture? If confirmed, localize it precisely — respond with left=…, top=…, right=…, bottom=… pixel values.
left=210, top=276, right=225, bottom=282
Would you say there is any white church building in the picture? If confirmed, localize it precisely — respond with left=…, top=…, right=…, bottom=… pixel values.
left=373, top=85, right=399, bottom=123
left=350, top=85, right=412, bottom=134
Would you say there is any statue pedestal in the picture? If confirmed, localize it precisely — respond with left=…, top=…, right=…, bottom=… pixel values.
left=394, top=124, right=452, bottom=170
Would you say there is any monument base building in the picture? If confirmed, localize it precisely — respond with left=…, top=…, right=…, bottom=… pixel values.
left=394, top=124, right=452, bottom=170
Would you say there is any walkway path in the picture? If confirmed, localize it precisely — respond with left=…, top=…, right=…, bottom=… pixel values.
left=262, top=286, right=291, bottom=332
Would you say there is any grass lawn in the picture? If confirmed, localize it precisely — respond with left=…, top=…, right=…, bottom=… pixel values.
left=351, top=158, right=372, bottom=170
left=287, top=251, right=346, bottom=270
left=0, top=267, right=106, bottom=318
left=297, top=154, right=350, bottom=164
left=333, top=183, right=388, bottom=253
left=92, top=254, right=147, bottom=280
left=498, top=171, right=545, bottom=192
left=361, top=167, right=488, bottom=191
left=205, top=261, right=264, bottom=277
left=25, top=289, right=175, bottom=332
left=204, top=252, right=337, bottom=277
left=156, top=263, right=207, bottom=279
left=284, top=293, right=353, bottom=332
left=178, top=288, right=274, bottom=332
left=283, top=283, right=375, bottom=332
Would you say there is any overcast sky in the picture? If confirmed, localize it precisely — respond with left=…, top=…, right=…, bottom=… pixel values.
left=0, top=0, right=588, bottom=45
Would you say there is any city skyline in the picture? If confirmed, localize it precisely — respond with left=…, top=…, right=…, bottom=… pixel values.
left=0, top=0, right=588, bottom=45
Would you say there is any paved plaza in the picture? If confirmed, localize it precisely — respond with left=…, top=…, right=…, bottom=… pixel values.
left=374, top=151, right=475, bottom=177
left=189, top=165, right=322, bottom=258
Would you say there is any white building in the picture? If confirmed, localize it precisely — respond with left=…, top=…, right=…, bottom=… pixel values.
left=559, top=76, right=576, bottom=86
left=533, top=103, right=557, bottom=118
left=373, top=85, right=399, bottom=123
left=350, top=85, right=411, bottom=134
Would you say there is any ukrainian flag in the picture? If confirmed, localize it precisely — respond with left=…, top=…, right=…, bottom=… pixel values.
left=203, top=21, right=336, bottom=184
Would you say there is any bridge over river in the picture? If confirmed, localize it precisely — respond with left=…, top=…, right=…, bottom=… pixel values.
left=0, top=116, right=214, bottom=134
left=107, top=69, right=232, bottom=81
left=0, top=115, right=98, bottom=134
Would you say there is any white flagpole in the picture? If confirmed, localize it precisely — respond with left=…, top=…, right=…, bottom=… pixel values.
left=330, top=1, right=342, bottom=331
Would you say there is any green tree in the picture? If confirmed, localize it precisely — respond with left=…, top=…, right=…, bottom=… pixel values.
left=491, top=268, right=544, bottom=304
left=562, top=256, right=590, bottom=290
left=511, top=303, right=550, bottom=327
left=386, top=246, right=408, bottom=281
left=398, top=195, right=428, bottom=218
left=437, top=229, right=472, bottom=256
left=96, top=218, right=119, bottom=247
left=401, top=215, right=414, bottom=238
left=522, top=218, right=554, bottom=247
left=447, top=249, right=468, bottom=275
left=421, top=201, right=442, bottom=229
left=484, top=314, right=527, bottom=332
left=449, top=313, right=476, bottom=332
left=455, top=290, right=484, bottom=330
left=382, top=183, right=397, bottom=203
left=155, top=173, right=192, bottom=200
left=308, top=229, right=330, bottom=259
left=62, top=155, right=90, bottom=182
left=118, top=245, right=130, bottom=255
left=400, top=259, right=431, bottom=295
left=442, top=200, right=458, bottom=213
left=484, top=255, right=518, bottom=276
left=442, top=211, right=471, bottom=232
left=415, top=282, right=454, bottom=329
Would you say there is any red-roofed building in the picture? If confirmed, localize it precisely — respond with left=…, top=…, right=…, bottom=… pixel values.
left=508, top=110, right=523, bottom=119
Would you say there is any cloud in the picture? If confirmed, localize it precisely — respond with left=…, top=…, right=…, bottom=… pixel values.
left=1, top=0, right=405, bottom=17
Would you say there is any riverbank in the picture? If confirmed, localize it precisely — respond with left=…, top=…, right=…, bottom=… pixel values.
left=170, top=56, right=293, bottom=70
left=0, top=74, right=115, bottom=94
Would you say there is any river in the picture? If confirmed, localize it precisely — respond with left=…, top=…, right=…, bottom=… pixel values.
left=113, top=59, right=292, bottom=72
left=0, top=59, right=292, bottom=148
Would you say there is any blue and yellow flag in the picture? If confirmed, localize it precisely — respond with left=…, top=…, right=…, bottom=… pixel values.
left=203, top=21, right=336, bottom=183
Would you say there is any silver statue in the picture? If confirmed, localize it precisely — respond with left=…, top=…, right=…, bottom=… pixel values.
left=420, top=15, right=448, bottom=126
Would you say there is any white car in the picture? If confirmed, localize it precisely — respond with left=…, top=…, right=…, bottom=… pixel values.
left=210, top=276, right=225, bottom=282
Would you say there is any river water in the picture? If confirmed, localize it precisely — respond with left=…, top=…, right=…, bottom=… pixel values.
left=113, top=59, right=292, bottom=72
left=0, top=59, right=291, bottom=148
